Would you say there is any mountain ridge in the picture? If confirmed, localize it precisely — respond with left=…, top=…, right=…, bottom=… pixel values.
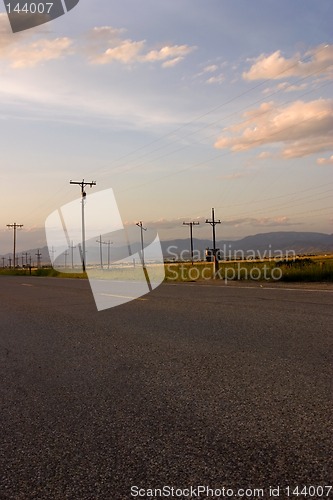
left=2, top=231, right=332, bottom=265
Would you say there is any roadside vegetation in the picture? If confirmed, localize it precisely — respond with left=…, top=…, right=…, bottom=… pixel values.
left=164, top=255, right=333, bottom=283
left=0, top=268, right=87, bottom=279
left=1, top=255, right=332, bottom=283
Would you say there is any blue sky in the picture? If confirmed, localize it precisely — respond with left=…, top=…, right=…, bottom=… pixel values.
left=0, top=0, right=332, bottom=253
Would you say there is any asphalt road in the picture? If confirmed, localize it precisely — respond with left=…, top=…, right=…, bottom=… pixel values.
left=0, top=276, right=332, bottom=499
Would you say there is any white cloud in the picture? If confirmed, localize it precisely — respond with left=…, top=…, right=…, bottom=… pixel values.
left=0, top=17, right=194, bottom=69
left=317, top=155, right=333, bottom=165
left=0, top=13, right=72, bottom=68
left=263, top=81, right=308, bottom=95
left=256, top=151, right=272, bottom=160
left=219, top=172, right=249, bottom=180
left=206, top=74, right=225, bottom=85
left=162, top=57, right=184, bottom=68
left=284, top=83, right=308, bottom=92
left=92, top=39, right=145, bottom=64
left=203, top=64, right=218, bottom=73
left=243, top=44, right=333, bottom=81
left=0, top=14, right=73, bottom=68
left=8, top=38, right=73, bottom=68
left=214, top=99, right=333, bottom=159
left=223, top=216, right=300, bottom=227
left=144, top=44, right=194, bottom=63
left=87, top=28, right=195, bottom=67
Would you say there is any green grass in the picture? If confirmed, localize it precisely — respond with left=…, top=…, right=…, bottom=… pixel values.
left=165, top=258, right=333, bottom=283
left=278, top=260, right=333, bottom=282
left=0, top=268, right=87, bottom=279
left=1, top=257, right=332, bottom=283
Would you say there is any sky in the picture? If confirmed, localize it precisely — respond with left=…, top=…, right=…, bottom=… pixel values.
left=0, top=0, right=332, bottom=254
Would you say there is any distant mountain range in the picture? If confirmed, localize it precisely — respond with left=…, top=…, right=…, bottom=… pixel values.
left=2, top=232, right=333, bottom=266
left=161, top=232, right=333, bottom=258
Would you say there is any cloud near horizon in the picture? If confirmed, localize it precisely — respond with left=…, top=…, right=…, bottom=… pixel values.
left=223, top=216, right=301, bottom=228
left=133, top=215, right=301, bottom=234
left=214, top=98, right=333, bottom=159
left=243, top=44, right=333, bottom=81
left=317, top=155, right=333, bottom=165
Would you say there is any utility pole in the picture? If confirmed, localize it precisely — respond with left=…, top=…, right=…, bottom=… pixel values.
left=64, top=250, right=69, bottom=268
left=69, top=241, right=76, bottom=269
left=102, top=240, right=113, bottom=269
left=96, top=235, right=104, bottom=269
left=49, top=246, right=55, bottom=264
left=70, top=179, right=96, bottom=272
left=6, top=223, right=23, bottom=269
left=183, top=221, right=200, bottom=265
left=35, top=249, right=42, bottom=268
left=136, top=221, right=152, bottom=292
left=96, top=237, right=113, bottom=269
left=23, top=252, right=29, bottom=266
left=205, top=208, right=221, bottom=276
left=136, top=221, right=147, bottom=268
left=106, top=241, right=112, bottom=269
left=1, top=257, right=5, bottom=268
left=8, top=257, right=12, bottom=268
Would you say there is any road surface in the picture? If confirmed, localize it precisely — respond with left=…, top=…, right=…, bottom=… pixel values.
left=0, top=276, right=332, bottom=499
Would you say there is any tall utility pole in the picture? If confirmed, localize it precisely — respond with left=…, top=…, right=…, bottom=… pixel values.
left=2, top=257, right=5, bottom=268
left=69, top=241, right=76, bottom=269
left=136, top=221, right=147, bottom=268
left=102, top=240, right=112, bottom=269
left=96, top=238, right=113, bottom=269
left=96, top=235, right=104, bottom=269
left=24, top=252, right=29, bottom=266
left=205, top=208, right=221, bottom=275
left=35, top=249, right=42, bottom=268
left=64, top=250, right=69, bottom=268
left=183, top=221, right=200, bottom=265
left=70, top=179, right=96, bottom=272
left=6, top=223, right=23, bottom=269
left=106, top=241, right=112, bottom=269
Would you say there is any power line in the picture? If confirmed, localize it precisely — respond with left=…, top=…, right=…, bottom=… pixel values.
left=117, top=82, right=333, bottom=201
left=95, top=47, right=333, bottom=182
left=22, top=51, right=333, bottom=226
left=97, top=45, right=333, bottom=176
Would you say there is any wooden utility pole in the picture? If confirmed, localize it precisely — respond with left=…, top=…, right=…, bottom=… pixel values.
left=205, top=208, right=221, bottom=276
left=6, top=223, right=23, bottom=268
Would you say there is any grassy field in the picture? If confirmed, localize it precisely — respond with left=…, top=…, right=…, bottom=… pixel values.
left=1, top=255, right=333, bottom=283
left=164, top=256, right=333, bottom=283
left=0, top=268, right=87, bottom=279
